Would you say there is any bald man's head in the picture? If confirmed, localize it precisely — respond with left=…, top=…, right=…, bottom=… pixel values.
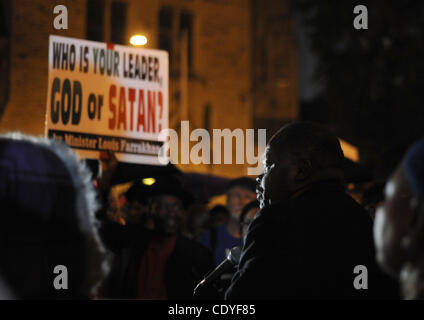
left=257, top=122, right=345, bottom=208
left=268, top=122, right=344, bottom=171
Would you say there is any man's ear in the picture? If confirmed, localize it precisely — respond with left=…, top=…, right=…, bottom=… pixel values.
left=294, top=159, right=313, bottom=182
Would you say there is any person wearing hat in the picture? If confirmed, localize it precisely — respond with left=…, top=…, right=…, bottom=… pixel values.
left=374, top=137, right=424, bottom=299
left=99, top=174, right=213, bottom=300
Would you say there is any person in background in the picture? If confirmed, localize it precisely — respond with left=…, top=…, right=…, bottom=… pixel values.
left=0, top=133, right=109, bottom=299
left=239, top=200, right=260, bottom=239
left=193, top=200, right=259, bottom=300
left=374, top=138, right=424, bottom=299
left=207, top=205, right=230, bottom=229
left=214, top=200, right=261, bottom=298
left=0, top=275, right=14, bottom=300
left=199, top=205, right=229, bottom=257
left=201, top=177, right=256, bottom=266
left=99, top=174, right=214, bottom=299
left=226, top=178, right=258, bottom=237
left=122, top=181, right=155, bottom=228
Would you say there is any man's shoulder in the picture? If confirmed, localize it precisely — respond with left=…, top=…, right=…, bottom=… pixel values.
left=244, top=203, right=290, bottom=244
left=252, top=202, right=292, bottom=225
left=293, top=185, right=371, bottom=220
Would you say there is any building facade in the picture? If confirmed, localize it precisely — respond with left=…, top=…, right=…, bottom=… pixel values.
left=0, top=0, right=298, bottom=177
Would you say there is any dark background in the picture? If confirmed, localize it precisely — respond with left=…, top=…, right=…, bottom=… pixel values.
left=295, top=0, right=424, bottom=180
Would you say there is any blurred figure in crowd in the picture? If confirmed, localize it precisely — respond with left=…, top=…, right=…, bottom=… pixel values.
left=182, top=202, right=210, bottom=241
left=0, top=275, right=14, bottom=300
left=193, top=200, right=259, bottom=300
left=0, top=133, right=109, bottom=299
left=239, top=200, right=260, bottom=239
left=201, top=177, right=256, bottom=265
left=199, top=205, right=229, bottom=259
left=207, top=205, right=230, bottom=229
left=226, top=122, right=399, bottom=299
left=99, top=171, right=213, bottom=299
left=215, top=200, right=260, bottom=297
left=374, top=138, right=424, bottom=299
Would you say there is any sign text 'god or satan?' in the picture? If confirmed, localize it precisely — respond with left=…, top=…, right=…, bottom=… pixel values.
left=45, top=35, right=169, bottom=165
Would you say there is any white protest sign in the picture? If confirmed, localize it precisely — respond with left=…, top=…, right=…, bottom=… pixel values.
left=45, top=35, right=169, bottom=165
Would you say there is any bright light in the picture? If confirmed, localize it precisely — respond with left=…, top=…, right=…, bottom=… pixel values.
left=130, top=35, right=148, bottom=46
left=142, top=177, right=156, bottom=186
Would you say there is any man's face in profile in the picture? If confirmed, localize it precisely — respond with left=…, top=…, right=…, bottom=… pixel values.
left=257, top=145, right=295, bottom=208
left=374, top=167, right=415, bottom=277
left=227, top=186, right=256, bottom=219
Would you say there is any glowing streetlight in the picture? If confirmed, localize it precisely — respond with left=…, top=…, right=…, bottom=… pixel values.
left=130, top=35, right=148, bottom=46
left=142, top=177, right=156, bottom=186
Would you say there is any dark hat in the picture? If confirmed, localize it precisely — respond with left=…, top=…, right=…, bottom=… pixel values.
left=126, top=174, right=193, bottom=208
left=124, top=181, right=151, bottom=204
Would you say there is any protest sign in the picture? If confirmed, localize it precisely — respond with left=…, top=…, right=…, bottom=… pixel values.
left=45, top=35, right=169, bottom=165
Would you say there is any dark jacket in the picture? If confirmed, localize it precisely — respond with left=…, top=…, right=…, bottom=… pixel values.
left=100, top=222, right=213, bottom=299
left=225, top=180, right=399, bottom=300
